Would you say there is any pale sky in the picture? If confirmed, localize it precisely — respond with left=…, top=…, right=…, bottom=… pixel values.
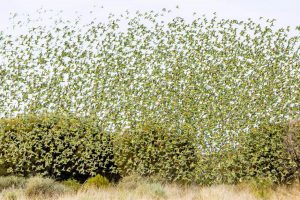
left=0, top=0, right=300, bottom=31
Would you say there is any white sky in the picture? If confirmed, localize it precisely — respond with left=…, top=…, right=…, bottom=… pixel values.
left=0, top=0, right=300, bottom=31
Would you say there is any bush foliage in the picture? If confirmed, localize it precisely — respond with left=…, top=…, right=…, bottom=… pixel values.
left=236, top=123, right=299, bottom=183
left=196, top=121, right=300, bottom=185
left=0, top=115, right=299, bottom=184
left=113, top=122, right=198, bottom=183
left=0, top=115, right=200, bottom=183
left=0, top=113, right=117, bottom=180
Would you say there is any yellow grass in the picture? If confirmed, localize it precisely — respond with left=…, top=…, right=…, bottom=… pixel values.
left=1, top=183, right=299, bottom=200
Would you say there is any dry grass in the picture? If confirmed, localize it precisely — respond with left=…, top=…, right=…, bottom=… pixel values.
left=1, top=182, right=299, bottom=200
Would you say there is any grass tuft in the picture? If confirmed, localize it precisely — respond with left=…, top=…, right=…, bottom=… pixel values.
left=0, top=176, right=26, bottom=191
left=1, top=188, right=19, bottom=200
left=25, top=176, right=70, bottom=198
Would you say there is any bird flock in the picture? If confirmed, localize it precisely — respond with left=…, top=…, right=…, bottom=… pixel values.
left=0, top=9, right=299, bottom=151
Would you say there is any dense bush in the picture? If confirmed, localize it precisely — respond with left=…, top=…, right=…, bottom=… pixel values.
left=0, top=113, right=117, bottom=180
left=195, top=150, right=237, bottom=185
left=0, top=113, right=299, bottom=185
left=235, top=122, right=299, bottom=183
left=286, top=120, right=300, bottom=177
left=113, top=122, right=198, bottom=183
left=194, top=121, right=300, bottom=185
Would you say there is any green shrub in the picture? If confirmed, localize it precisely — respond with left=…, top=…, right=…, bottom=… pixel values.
left=195, top=120, right=300, bottom=185
left=285, top=120, right=300, bottom=179
left=235, top=122, right=299, bottom=183
left=0, top=113, right=118, bottom=180
left=0, top=113, right=299, bottom=186
left=62, top=179, right=81, bottom=191
left=114, top=122, right=198, bottom=183
left=83, top=174, right=110, bottom=189
left=0, top=176, right=26, bottom=191
left=195, top=151, right=237, bottom=185
left=25, top=176, right=70, bottom=198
